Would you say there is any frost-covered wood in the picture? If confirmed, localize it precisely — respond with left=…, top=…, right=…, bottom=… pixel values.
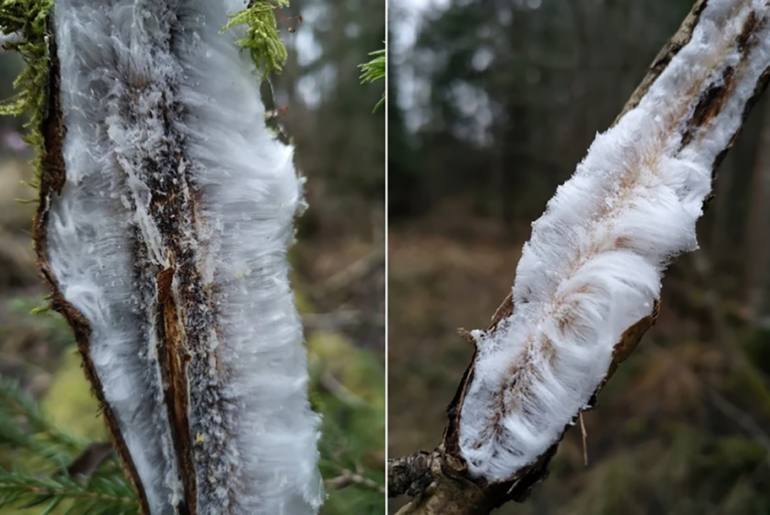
left=35, top=1, right=322, bottom=514
left=459, top=0, right=770, bottom=482
left=390, top=1, right=770, bottom=513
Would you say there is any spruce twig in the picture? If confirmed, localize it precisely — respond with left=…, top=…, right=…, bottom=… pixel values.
left=0, top=377, right=139, bottom=514
left=359, top=47, right=386, bottom=112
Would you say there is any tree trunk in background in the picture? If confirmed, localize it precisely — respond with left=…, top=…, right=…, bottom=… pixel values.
left=746, top=98, right=770, bottom=319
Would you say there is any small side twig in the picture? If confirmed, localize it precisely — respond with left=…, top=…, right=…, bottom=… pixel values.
left=315, top=251, right=384, bottom=298
left=326, top=467, right=385, bottom=494
left=66, top=442, right=115, bottom=480
left=578, top=412, right=589, bottom=467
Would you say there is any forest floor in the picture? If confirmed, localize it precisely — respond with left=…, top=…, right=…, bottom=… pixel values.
left=388, top=197, right=770, bottom=515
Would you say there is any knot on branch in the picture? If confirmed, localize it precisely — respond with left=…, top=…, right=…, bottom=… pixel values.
left=387, top=451, right=434, bottom=498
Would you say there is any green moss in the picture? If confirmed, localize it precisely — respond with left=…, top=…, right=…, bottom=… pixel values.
left=42, top=351, right=108, bottom=442
left=223, top=0, right=289, bottom=78
left=0, top=0, right=54, bottom=189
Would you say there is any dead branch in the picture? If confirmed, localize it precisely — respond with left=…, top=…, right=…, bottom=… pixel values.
left=389, top=1, right=770, bottom=513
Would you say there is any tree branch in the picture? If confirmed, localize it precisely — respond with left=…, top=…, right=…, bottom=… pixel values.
left=389, top=1, right=770, bottom=513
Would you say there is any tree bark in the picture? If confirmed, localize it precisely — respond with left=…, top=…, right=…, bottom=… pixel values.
left=388, top=1, right=770, bottom=513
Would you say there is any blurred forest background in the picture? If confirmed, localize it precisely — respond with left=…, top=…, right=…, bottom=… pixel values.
left=0, top=1, right=384, bottom=514
left=389, top=0, right=770, bottom=514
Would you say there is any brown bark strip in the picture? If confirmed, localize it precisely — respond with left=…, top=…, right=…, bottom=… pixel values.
left=680, top=10, right=768, bottom=148
left=389, top=1, right=770, bottom=513
left=34, top=32, right=151, bottom=514
left=737, top=10, right=760, bottom=56
left=680, top=66, right=736, bottom=148
left=141, top=91, right=202, bottom=514
left=157, top=266, right=194, bottom=515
